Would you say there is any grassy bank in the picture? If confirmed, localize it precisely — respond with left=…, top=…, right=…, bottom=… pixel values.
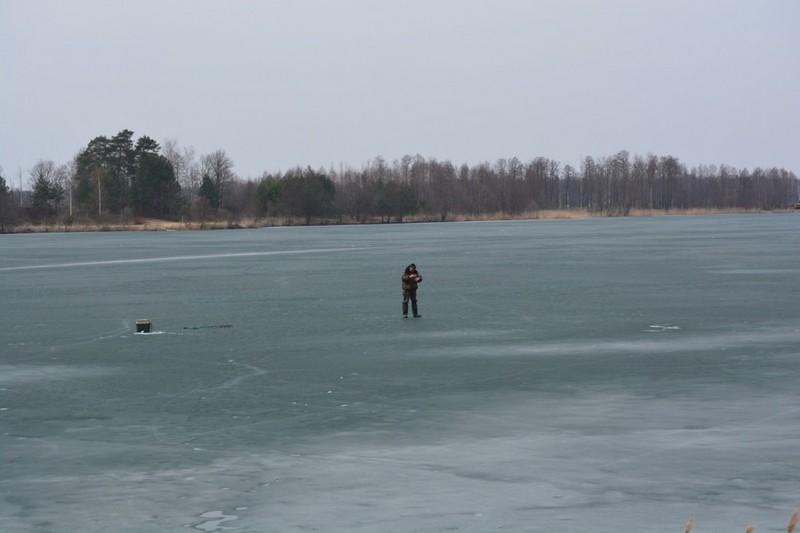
left=2, top=207, right=791, bottom=233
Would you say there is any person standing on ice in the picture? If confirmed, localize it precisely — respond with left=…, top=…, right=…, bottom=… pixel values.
left=401, top=263, right=422, bottom=318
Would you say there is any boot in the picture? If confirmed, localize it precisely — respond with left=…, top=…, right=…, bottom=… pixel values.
left=402, top=302, right=409, bottom=318
left=412, top=301, right=421, bottom=318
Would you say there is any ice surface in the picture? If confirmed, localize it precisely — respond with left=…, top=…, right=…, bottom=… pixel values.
left=1, top=215, right=799, bottom=532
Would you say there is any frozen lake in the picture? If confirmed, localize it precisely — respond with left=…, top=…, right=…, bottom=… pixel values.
left=1, top=214, right=799, bottom=532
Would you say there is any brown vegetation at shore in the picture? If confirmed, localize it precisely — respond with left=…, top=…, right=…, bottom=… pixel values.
left=2, top=207, right=789, bottom=233
left=683, top=509, right=797, bottom=533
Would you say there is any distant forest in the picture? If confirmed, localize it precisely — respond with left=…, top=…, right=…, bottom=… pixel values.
left=1, top=129, right=798, bottom=230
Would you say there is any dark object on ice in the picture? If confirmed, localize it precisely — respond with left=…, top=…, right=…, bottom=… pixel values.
left=401, top=263, right=423, bottom=318
left=135, top=319, right=152, bottom=333
left=183, top=324, right=233, bottom=330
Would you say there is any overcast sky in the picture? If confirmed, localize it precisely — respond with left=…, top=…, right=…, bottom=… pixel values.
left=2, top=0, right=798, bottom=184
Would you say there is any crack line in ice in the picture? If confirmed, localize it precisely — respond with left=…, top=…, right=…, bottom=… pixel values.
left=427, top=328, right=800, bottom=358
left=0, top=247, right=362, bottom=272
left=645, top=324, right=681, bottom=332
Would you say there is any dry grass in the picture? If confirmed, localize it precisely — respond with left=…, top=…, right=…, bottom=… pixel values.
left=414, top=207, right=769, bottom=223
left=2, top=207, right=787, bottom=233
left=5, top=217, right=272, bottom=233
left=442, top=209, right=594, bottom=221
left=683, top=510, right=799, bottom=533
left=627, top=207, right=767, bottom=217
left=788, top=510, right=798, bottom=533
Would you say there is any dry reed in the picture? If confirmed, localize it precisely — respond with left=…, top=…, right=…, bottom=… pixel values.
left=4, top=207, right=781, bottom=234
left=788, top=510, right=798, bottom=533
left=682, top=510, right=799, bottom=533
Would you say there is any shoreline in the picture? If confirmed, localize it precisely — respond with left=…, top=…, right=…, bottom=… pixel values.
left=2, top=207, right=793, bottom=234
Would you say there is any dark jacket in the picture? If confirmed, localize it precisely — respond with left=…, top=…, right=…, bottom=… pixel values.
left=401, top=266, right=422, bottom=291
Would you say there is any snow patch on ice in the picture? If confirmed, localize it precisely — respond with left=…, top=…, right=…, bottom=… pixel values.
left=194, top=510, right=240, bottom=531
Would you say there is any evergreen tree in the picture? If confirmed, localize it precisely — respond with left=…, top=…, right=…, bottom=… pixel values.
left=135, top=135, right=160, bottom=156
left=73, top=130, right=160, bottom=217
left=0, top=174, right=15, bottom=231
left=30, top=174, right=64, bottom=221
left=131, top=153, right=181, bottom=218
left=255, top=176, right=283, bottom=216
left=198, top=174, right=221, bottom=209
left=280, top=167, right=336, bottom=224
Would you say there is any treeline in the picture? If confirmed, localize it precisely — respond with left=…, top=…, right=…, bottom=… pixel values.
left=1, top=130, right=798, bottom=230
left=329, top=153, right=798, bottom=221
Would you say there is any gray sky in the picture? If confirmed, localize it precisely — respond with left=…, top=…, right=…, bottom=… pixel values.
left=2, top=0, right=798, bottom=183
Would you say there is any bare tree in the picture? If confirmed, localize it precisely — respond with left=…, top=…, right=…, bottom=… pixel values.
left=200, top=150, right=235, bottom=209
left=428, top=159, right=457, bottom=221
left=561, top=164, right=577, bottom=208
left=163, top=138, right=200, bottom=206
